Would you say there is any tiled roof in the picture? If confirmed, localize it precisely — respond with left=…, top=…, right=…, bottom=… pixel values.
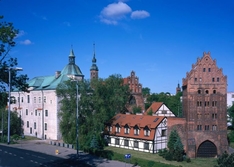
left=144, top=102, right=163, bottom=115
left=107, top=113, right=166, bottom=140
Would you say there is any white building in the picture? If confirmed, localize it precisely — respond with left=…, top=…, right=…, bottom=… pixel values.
left=10, top=49, right=84, bottom=140
left=105, top=114, right=167, bottom=153
left=227, top=92, right=234, bottom=107
left=144, top=102, right=175, bottom=117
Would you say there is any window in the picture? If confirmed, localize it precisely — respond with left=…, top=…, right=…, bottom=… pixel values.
left=21, top=97, right=23, bottom=103
left=35, top=110, right=37, bottom=116
left=144, top=127, right=150, bottom=136
left=27, top=121, right=29, bottom=128
left=161, top=129, right=167, bottom=137
left=199, top=78, right=202, bottom=81
left=124, top=140, right=129, bottom=146
left=205, top=125, right=209, bottom=131
left=34, top=122, right=36, bottom=129
left=195, top=78, right=197, bottom=82
left=45, top=135, right=47, bottom=140
left=27, top=95, right=30, bottom=103
left=217, top=78, right=219, bottom=82
left=134, top=126, right=139, bottom=135
left=208, top=68, right=211, bottom=72
left=134, top=141, right=139, bottom=148
left=197, top=125, right=202, bottom=131
left=39, top=97, right=41, bottom=103
left=34, top=97, right=36, bottom=103
left=115, top=138, right=120, bottom=145
left=197, top=101, right=202, bottom=107
left=108, top=126, right=112, bottom=132
left=18, top=97, right=20, bottom=103
left=232, top=94, right=234, bottom=98
left=198, top=90, right=201, bottom=94
left=45, top=110, right=48, bottom=117
left=212, top=125, right=217, bottom=131
left=45, top=123, right=47, bottom=130
left=144, top=142, right=149, bottom=150
left=212, top=78, right=215, bottom=82
left=162, top=110, right=167, bottom=114
left=212, top=113, right=217, bottom=119
left=26, top=109, right=28, bottom=115
left=116, top=124, right=120, bottom=133
left=203, top=68, right=206, bottom=72
left=30, top=128, right=32, bottom=134
left=44, top=96, right=46, bottom=103
left=213, top=90, right=216, bottom=94
left=205, top=90, right=209, bottom=94
left=212, top=101, right=217, bottom=107
left=124, top=125, right=130, bottom=134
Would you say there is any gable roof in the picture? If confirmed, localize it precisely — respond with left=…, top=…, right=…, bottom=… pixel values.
left=107, top=113, right=166, bottom=140
left=144, top=102, right=163, bottom=115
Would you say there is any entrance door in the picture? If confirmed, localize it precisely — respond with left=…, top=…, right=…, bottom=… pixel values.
left=197, top=140, right=217, bottom=157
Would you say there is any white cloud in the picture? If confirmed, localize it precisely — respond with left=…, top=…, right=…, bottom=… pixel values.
left=16, top=30, right=26, bottom=38
left=100, top=2, right=132, bottom=25
left=19, top=39, right=33, bottom=45
left=131, top=10, right=150, bottom=19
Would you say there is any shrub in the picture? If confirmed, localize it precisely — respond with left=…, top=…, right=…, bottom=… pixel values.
left=186, top=157, right=191, bottom=163
left=165, top=151, right=173, bottom=161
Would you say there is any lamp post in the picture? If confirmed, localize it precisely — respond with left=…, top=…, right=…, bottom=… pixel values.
left=7, top=67, right=23, bottom=144
left=67, top=75, right=79, bottom=157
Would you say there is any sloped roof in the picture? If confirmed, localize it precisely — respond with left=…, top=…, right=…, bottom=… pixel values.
left=107, top=113, right=166, bottom=140
left=144, top=102, right=163, bottom=115
left=16, top=49, right=84, bottom=91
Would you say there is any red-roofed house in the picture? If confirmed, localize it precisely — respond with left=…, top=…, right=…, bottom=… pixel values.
left=105, top=114, right=167, bottom=153
left=144, top=102, right=175, bottom=117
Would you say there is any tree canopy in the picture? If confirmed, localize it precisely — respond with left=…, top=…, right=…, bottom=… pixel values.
left=56, top=74, right=130, bottom=150
left=0, top=16, right=28, bottom=107
left=145, top=92, right=182, bottom=117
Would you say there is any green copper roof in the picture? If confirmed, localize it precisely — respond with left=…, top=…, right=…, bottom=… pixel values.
left=17, top=49, right=84, bottom=91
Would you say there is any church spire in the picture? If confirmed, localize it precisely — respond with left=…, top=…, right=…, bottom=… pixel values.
left=69, top=46, right=75, bottom=65
left=90, top=43, right=99, bottom=80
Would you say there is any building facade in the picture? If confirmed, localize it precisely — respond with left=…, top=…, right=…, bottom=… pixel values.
left=144, top=102, right=175, bottom=117
left=123, top=71, right=145, bottom=112
left=10, top=49, right=84, bottom=140
left=227, top=92, right=234, bottom=107
left=106, top=114, right=167, bottom=154
left=181, top=52, right=228, bottom=157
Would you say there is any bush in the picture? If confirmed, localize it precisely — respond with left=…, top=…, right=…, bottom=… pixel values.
left=158, top=148, right=168, bottom=158
left=186, top=157, right=191, bottom=163
left=165, top=152, right=173, bottom=161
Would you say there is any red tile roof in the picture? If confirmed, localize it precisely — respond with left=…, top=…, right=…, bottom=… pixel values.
left=144, top=102, right=163, bottom=115
left=107, top=113, right=166, bottom=140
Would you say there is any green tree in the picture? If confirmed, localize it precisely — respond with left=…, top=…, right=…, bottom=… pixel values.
left=228, top=104, right=234, bottom=129
left=147, top=108, right=153, bottom=116
left=215, top=151, right=234, bottom=167
left=146, top=92, right=182, bottom=117
left=56, top=74, right=130, bottom=150
left=0, top=16, right=28, bottom=107
left=142, top=87, right=150, bottom=97
left=167, top=128, right=184, bottom=161
left=132, top=106, right=142, bottom=114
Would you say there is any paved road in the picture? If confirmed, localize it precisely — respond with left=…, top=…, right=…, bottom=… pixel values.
left=0, top=140, right=135, bottom=167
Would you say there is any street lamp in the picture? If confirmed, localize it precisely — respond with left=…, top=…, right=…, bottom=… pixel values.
left=67, top=75, right=79, bottom=157
left=8, top=67, right=23, bottom=144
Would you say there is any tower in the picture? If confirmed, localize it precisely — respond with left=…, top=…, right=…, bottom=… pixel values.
left=90, top=43, right=99, bottom=80
left=176, top=83, right=181, bottom=94
left=182, top=52, right=228, bottom=158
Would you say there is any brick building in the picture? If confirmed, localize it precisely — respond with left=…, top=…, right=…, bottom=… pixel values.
left=123, top=71, right=145, bottom=113
left=169, top=52, right=228, bottom=158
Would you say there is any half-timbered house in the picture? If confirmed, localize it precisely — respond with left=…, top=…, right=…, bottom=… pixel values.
left=105, top=114, right=167, bottom=153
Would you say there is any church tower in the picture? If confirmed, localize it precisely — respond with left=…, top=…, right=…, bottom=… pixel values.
left=182, top=52, right=228, bottom=158
left=90, top=43, right=99, bottom=80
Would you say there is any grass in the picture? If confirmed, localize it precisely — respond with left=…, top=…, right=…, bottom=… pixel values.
left=20, top=135, right=39, bottom=141
left=230, top=142, right=234, bottom=148
left=105, top=146, right=217, bottom=167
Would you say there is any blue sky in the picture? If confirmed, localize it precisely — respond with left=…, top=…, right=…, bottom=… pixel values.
left=1, top=0, right=234, bottom=94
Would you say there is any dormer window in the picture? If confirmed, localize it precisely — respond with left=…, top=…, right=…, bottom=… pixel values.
left=108, top=126, right=112, bottom=132
left=144, top=126, right=150, bottom=136
left=124, top=124, right=130, bottom=134
left=134, top=125, right=140, bottom=135
left=116, top=124, right=120, bottom=133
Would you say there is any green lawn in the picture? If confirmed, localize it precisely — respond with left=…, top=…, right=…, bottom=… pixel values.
left=105, top=146, right=217, bottom=167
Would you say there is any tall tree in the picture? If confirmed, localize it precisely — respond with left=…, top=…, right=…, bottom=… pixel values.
left=0, top=16, right=28, bottom=107
left=56, top=74, right=130, bottom=149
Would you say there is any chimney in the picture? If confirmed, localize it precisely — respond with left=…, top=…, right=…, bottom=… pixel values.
left=55, top=71, right=61, bottom=78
